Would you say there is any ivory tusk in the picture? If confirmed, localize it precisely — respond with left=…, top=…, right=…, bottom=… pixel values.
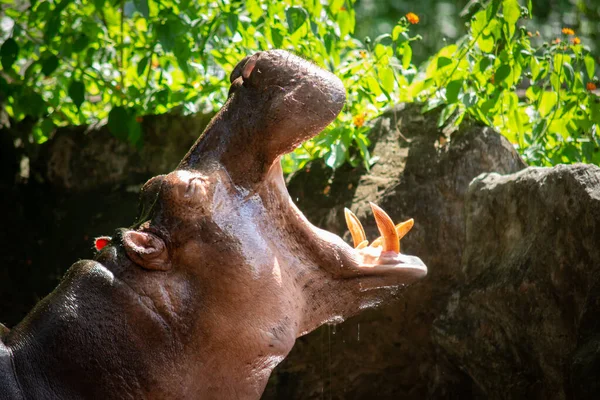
left=344, top=208, right=367, bottom=248
left=369, top=202, right=399, bottom=253
left=370, top=219, right=414, bottom=251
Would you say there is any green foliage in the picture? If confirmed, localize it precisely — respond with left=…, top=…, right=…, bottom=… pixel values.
left=413, top=0, right=600, bottom=165
left=1, top=0, right=417, bottom=173
left=0, top=0, right=599, bottom=172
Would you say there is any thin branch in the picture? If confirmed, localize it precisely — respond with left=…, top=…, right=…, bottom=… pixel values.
left=120, top=0, right=125, bottom=104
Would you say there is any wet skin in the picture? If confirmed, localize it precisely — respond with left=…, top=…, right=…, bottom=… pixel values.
left=0, top=50, right=426, bottom=399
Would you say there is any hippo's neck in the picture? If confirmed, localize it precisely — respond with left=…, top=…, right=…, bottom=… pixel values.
left=0, top=340, right=24, bottom=399
left=4, top=260, right=182, bottom=399
left=5, top=260, right=288, bottom=399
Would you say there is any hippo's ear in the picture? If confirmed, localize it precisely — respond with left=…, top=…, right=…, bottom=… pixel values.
left=122, top=230, right=170, bottom=271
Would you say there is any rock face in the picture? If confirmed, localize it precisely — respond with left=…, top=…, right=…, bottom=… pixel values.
left=434, top=164, right=600, bottom=400
left=3, top=102, right=599, bottom=399
left=264, top=104, right=527, bottom=399
left=36, top=112, right=213, bottom=191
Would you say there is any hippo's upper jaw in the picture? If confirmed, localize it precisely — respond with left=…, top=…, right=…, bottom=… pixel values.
left=4, top=50, right=426, bottom=400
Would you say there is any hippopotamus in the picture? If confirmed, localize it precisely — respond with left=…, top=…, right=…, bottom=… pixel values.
left=0, top=50, right=427, bottom=399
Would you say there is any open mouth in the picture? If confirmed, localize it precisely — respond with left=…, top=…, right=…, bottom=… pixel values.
left=344, top=203, right=427, bottom=280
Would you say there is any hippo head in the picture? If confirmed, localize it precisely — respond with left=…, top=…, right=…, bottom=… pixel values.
left=93, top=50, right=426, bottom=397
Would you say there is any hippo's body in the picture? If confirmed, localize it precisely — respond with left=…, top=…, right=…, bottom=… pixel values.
left=0, top=51, right=426, bottom=399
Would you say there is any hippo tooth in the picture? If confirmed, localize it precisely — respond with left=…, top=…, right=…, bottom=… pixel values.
left=370, top=218, right=414, bottom=252
left=356, top=240, right=369, bottom=250
left=344, top=208, right=367, bottom=248
left=369, top=202, right=399, bottom=254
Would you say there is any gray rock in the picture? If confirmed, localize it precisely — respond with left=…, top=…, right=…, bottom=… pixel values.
left=35, top=112, right=213, bottom=191
left=264, top=104, right=527, bottom=399
left=433, top=164, right=600, bottom=399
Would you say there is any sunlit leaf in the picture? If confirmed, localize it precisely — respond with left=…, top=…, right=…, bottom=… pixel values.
left=378, top=66, right=395, bottom=93
left=502, top=0, right=520, bottom=25
left=286, top=6, right=308, bottom=34
left=584, top=54, right=595, bottom=80
left=446, top=79, right=463, bottom=103
left=539, top=92, right=558, bottom=117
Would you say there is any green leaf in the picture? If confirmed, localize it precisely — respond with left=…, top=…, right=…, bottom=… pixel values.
left=400, top=42, right=412, bottom=69
left=133, top=0, right=149, bottom=19
left=378, top=66, right=395, bottom=93
left=337, top=8, right=354, bottom=37
left=488, top=0, right=502, bottom=19
left=477, top=34, right=494, bottom=53
left=584, top=55, right=595, bottom=80
left=538, top=91, right=557, bottom=117
left=44, top=18, right=59, bottom=43
left=462, top=91, right=478, bottom=108
left=18, top=91, right=46, bottom=117
left=108, top=106, right=130, bottom=141
left=437, top=56, right=452, bottom=69
left=226, top=13, right=239, bottom=33
left=72, top=33, right=89, bottom=53
left=530, top=57, right=540, bottom=81
left=272, top=27, right=284, bottom=48
left=137, top=56, right=149, bottom=77
left=325, top=141, right=346, bottom=169
left=562, top=62, right=575, bottom=87
left=438, top=104, right=457, bottom=127
left=446, top=79, right=463, bottom=103
left=1, top=38, right=19, bottom=70
left=41, top=118, right=55, bottom=137
left=502, top=0, right=520, bottom=25
left=285, top=6, right=308, bottom=34
left=494, top=64, right=512, bottom=84
left=157, top=19, right=185, bottom=52
left=154, top=89, right=170, bottom=105
left=68, top=81, right=85, bottom=109
left=471, top=10, right=488, bottom=37
left=174, top=40, right=191, bottom=75
left=246, top=0, right=263, bottom=20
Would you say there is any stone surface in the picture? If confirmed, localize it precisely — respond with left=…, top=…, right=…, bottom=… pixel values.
left=433, top=164, right=600, bottom=400
left=5, top=102, right=599, bottom=399
left=35, top=111, right=213, bottom=191
left=264, top=104, right=527, bottom=399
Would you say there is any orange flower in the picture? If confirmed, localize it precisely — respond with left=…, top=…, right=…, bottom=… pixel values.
left=406, top=12, right=419, bottom=25
left=587, top=82, right=597, bottom=91
left=562, top=27, right=575, bottom=35
left=359, top=50, right=367, bottom=59
left=527, top=31, right=533, bottom=37
left=571, top=37, right=581, bottom=44
left=553, top=38, right=561, bottom=44
left=353, top=114, right=366, bottom=128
